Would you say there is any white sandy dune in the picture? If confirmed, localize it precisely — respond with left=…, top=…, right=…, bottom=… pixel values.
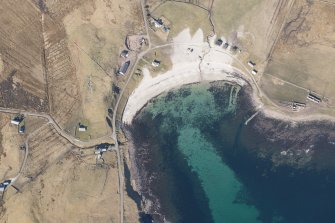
left=123, top=29, right=248, bottom=124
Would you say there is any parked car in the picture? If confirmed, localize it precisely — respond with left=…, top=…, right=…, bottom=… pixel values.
left=3, top=179, right=11, bottom=186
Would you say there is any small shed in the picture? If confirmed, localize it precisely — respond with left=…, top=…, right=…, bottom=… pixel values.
left=248, top=61, right=256, bottom=68
left=118, top=61, right=130, bottom=75
left=251, top=69, right=258, bottom=75
left=120, top=50, right=129, bottom=58
left=153, top=18, right=163, bottom=28
left=18, top=125, right=25, bottom=134
left=231, top=46, right=238, bottom=52
left=11, top=116, right=23, bottom=125
left=223, top=42, right=229, bottom=49
left=152, top=59, right=161, bottom=67
left=162, top=26, right=170, bottom=33
left=78, top=124, right=88, bottom=132
left=215, top=39, right=223, bottom=46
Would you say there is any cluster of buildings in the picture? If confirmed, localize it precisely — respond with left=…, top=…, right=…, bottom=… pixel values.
left=118, top=50, right=131, bottom=76
left=150, top=17, right=170, bottom=33
left=285, top=92, right=322, bottom=112
left=11, top=115, right=25, bottom=134
left=214, top=38, right=325, bottom=114
left=291, top=101, right=306, bottom=112
left=215, top=38, right=259, bottom=75
left=95, top=143, right=114, bottom=161
left=215, top=38, right=239, bottom=53
left=247, top=60, right=258, bottom=75
left=118, top=35, right=149, bottom=76
left=95, top=143, right=113, bottom=155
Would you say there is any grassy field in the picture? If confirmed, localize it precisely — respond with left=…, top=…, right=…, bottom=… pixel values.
left=142, top=47, right=173, bottom=77
left=62, top=0, right=145, bottom=138
left=260, top=74, right=308, bottom=103
left=75, top=119, right=90, bottom=140
left=264, top=0, right=335, bottom=105
left=212, top=0, right=263, bottom=36
left=152, top=1, right=212, bottom=38
left=211, top=0, right=289, bottom=64
left=265, top=45, right=335, bottom=100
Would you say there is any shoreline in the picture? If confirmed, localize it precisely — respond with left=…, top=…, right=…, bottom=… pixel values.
left=122, top=28, right=335, bottom=126
left=123, top=82, right=335, bottom=223
left=120, top=28, right=335, bottom=222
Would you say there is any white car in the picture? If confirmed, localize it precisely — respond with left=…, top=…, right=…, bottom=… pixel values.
left=2, top=180, right=11, bottom=186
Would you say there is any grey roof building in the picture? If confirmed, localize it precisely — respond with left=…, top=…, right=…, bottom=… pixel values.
left=152, top=59, right=161, bottom=67
left=120, top=50, right=129, bottom=58
left=118, top=61, right=130, bottom=75
left=215, top=39, right=223, bottom=46
left=307, top=93, right=322, bottom=103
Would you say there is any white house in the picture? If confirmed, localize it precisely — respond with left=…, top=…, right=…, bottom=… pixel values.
left=78, top=124, right=87, bottom=132
left=251, top=69, right=258, bottom=75
left=11, top=115, right=24, bottom=125
left=95, top=144, right=112, bottom=155
left=11, top=119, right=20, bottom=125
left=152, top=18, right=163, bottom=28
left=248, top=61, right=256, bottom=68
left=95, top=147, right=108, bottom=154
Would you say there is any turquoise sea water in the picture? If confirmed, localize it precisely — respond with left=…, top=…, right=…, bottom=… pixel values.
left=178, top=127, right=261, bottom=223
left=130, top=82, right=335, bottom=223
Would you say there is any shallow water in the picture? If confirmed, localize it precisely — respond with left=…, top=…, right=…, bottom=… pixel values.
left=129, top=82, right=335, bottom=223
left=178, top=127, right=261, bottom=223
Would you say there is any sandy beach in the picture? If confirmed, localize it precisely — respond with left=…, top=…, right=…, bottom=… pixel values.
left=123, top=29, right=248, bottom=124
left=121, top=29, right=335, bottom=223
left=122, top=28, right=335, bottom=125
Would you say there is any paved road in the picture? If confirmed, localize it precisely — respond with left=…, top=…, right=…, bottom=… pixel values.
left=111, top=1, right=153, bottom=222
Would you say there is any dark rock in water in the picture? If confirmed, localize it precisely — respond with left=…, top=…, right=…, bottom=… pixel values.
left=139, top=213, right=153, bottom=223
left=126, top=81, right=335, bottom=223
